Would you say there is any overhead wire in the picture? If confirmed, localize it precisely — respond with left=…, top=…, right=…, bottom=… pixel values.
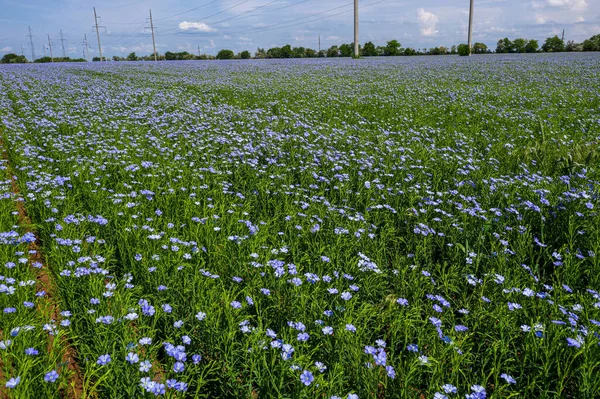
left=108, top=0, right=389, bottom=55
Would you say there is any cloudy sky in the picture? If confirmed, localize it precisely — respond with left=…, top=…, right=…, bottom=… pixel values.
left=1, top=0, right=599, bottom=58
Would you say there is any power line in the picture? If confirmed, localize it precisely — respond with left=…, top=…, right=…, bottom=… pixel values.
left=208, top=0, right=281, bottom=26
left=104, top=0, right=146, bottom=9
left=240, top=0, right=387, bottom=36
left=226, top=1, right=358, bottom=36
left=155, top=0, right=220, bottom=22
left=159, top=0, right=254, bottom=34
left=242, top=0, right=312, bottom=18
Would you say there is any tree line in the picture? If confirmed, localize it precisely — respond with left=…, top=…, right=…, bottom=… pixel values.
left=2, top=34, right=599, bottom=64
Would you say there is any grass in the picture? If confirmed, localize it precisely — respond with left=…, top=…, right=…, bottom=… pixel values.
left=0, top=53, right=599, bottom=398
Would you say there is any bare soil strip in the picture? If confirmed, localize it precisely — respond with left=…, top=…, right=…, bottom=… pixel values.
left=0, top=136, right=85, bottom=398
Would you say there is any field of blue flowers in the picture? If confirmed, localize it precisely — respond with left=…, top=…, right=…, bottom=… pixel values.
left=0, top=53, right=599, bottom=398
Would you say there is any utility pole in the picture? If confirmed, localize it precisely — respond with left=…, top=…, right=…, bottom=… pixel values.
left=47, top=34, right=54, bottom=62
left=146, top=9, right=158, bottom=61
left=353, top=0, right=359, bottom=57
left=27, top=26, right=36, bottom=62
left=467, top=0, right=474, bottom=55
left=561, top=29, right=565, bottom=41
left=93, top=7, right=105, bottom=61
left=59, top=29, right=67, bottom=58
left=198, top=45, right=201, bottom=57
left=318, top=34, right=321, bottom=53
left=21, top=45, right=25, bottom=56
left=83, top=34, right=90, bottom=61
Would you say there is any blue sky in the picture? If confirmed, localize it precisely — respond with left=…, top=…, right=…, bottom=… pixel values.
left=1, top=0, right=599, bottom=58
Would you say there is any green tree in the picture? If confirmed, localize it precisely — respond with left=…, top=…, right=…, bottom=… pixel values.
left=292, top=47, right=306, bottom=58
left=126, top=52, right=138, bottom=61
left=240, top=50, right=251, bottom=59
left=525, top=39, right=539, bottom=53
left=582, top=34, right=600, bottom=51
left=403, top=47, right=417, bottom=56
left=339, top=43, right=353, bottom=57
left=267, top=47, right=281, bottom=58
left=1, top=53, right=27, bottom=63
left=384, top=40, right=401, bottom=56
left=457, top=43, right=470, bottom=56
left=255, top=48, right=267, bottom=59
left=473, top=42, right=488, bottom=54
left=450, top=45, right=457, bottom=54
left=216, top=49, right=234, bottom=60
left=565, top=40, right=580, bottom=52
left=326, top=46, right=339, bottom=57
left=512, top=38, right=527, bottom=53
left=363, top=41, right=377, bottom=56
left=305, top=48, right=317, bottom=58
left=496, top=38, right=513, bottom=53
left=280, top=44, right=293, bottom=58
left=542, top=35, right=565, bottom=52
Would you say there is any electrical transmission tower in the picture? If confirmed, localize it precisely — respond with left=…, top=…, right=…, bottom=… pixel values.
left=59, top=29, right=67, bottom=58
left=145, top=9, right=158, bottom=61
left=47, top=34, right=55, bottom=62
left=467, top=0, right=474, bottom=55
left=82, top=34, right=91, bottom=61
left=93, top=7, right=106, bottom=61
left=27, top=26, right=36, bottom=62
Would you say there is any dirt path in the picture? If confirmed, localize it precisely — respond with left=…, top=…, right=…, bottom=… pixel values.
left=0, top=135, right=85, bottom=399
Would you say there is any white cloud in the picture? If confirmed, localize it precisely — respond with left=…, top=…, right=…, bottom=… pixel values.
left=178, top=21, right=216, bottom=32
left=205, top=39, right=215, bottom=49
left=416, top=8, right=439, bottom=37
left=1, top=46, right=12, bottom=52
left=544, top=0, right=588, bottom=11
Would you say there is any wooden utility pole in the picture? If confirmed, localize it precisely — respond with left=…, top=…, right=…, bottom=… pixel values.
left=148, top=9, right=158, bottom=61
left=93, top=7, right=104, bottom=61
left=467, top=0, right=474, bottom=55
left=353, top=0, right=359, bottom=57
left=47, top=34, right=54, bottom=62
left=27, top=26, right=36, bottom=62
